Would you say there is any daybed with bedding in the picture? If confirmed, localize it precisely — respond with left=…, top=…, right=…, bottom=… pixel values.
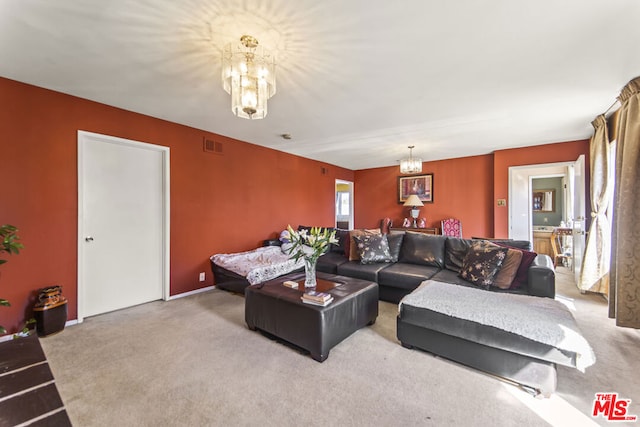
left=210, top=246, right=303, bottom=293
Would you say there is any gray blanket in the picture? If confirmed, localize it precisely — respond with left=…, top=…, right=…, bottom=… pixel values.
left=399, top=280, right=596, bottom=371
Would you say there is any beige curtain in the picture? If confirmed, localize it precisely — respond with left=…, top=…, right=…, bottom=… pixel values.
left=578, top=115, right=612, bottom=293
left=609, top=76, right=640, bottom=328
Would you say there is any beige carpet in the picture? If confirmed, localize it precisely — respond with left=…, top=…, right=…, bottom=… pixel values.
left=41, top=267, right=640, bottom=426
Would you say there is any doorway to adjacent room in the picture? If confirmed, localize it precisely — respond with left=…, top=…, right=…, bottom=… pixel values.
left=508, top=155, right=586, bottom=286
left=335, top=180, right=353, bottom=230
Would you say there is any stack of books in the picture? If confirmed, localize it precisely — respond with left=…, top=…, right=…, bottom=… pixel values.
left=301, top=290, right=334, bottom=306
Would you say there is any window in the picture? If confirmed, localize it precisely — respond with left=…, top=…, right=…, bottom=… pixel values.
left=336, top=191, right=350, bottom=216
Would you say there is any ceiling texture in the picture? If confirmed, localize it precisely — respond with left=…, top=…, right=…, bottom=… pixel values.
left=2, top=0, right=639, bottom=170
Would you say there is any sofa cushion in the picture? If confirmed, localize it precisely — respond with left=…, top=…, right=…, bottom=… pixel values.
left=399, top=232, right=446, bottom=268
left=387, top=233, right=404, bottom=262
left=444, top=237, right=474, bottom=273
left=432, top=269, right=531, bottom=295
left=459, top=242, right=508, bottom=288
left=494, top=242, right=538, bottom=289
left=337, top=261, right=390, bottom=283
left=348, top=229, right=381, bottom=261
left=316, top=252, right=348, bottom=274
left=491, top=247, right=523, bottom=289
left=510, top=249, right=537, bottom=289
left=378, top=263, right=440, bottom=291
left=431, top=268, right=477, bottom=287
left=353, top=234, right=393, bottom=264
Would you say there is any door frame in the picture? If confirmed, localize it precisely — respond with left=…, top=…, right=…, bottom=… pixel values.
left=508, top=161, right=575, bottom=242
left=77, top=130, right=170, bottom=323
left=335, top=179, right=354, bottom=229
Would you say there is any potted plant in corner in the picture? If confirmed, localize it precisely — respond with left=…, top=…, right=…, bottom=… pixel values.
left=0, top=224, right=24, bottom=335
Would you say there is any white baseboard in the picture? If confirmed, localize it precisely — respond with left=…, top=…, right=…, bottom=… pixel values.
left=0, top=289, right=215, bottom=342
left=0, top=319, right=79, bottom=343
left=168, top=285, right=216, bottom=300
left=0, top=334, right=16, bottom=343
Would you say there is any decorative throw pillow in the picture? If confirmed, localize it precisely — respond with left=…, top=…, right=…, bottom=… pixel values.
left=353, top=234, right=392, bottom=264
left=491, top=247, right=523, bottom=289
left=494, top=242, right=538, bottom=289
left=459, top=242, right=508, bottom=288
left=348, top=228, right=381, bottom=261
left=279, top=229, right=291, bottom=244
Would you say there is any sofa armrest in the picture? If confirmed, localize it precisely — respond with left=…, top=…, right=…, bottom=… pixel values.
left=527, top=254, right=555, bottom=298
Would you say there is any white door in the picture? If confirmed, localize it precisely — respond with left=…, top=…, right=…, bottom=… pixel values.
left=78, top=131, right=169, bottom=321
left=508, top=167, right=531, bottom=241
left=572, top=155, right=587, bottom=286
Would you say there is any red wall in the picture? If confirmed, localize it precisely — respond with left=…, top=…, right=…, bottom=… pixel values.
left=355, top=155, right=494, bottom=238
left=493, top=140, right=590, bottom=238
left=0, top=77, right=353, bottom=333
left=354, top=141, right=590, bottom=240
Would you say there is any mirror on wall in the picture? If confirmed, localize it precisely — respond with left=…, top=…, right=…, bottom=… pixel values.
left=532, top=189, right=555, bottom=212
left=531, top=176, right=565, bottom=227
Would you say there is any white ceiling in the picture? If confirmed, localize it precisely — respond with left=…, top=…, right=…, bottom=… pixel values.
left=2, top=0, right=639, bottom=170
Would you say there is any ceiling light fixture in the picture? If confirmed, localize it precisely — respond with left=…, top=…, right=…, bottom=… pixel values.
left=400, top=145, right=422, bottom=174
left=222, top=35, right=276, bottom=120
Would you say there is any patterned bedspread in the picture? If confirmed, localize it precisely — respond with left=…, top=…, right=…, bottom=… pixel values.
left=211, top=246, right=303, bottom=285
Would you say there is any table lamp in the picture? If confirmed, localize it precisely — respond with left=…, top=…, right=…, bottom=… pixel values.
left=403, top=194, right=424, bottom=227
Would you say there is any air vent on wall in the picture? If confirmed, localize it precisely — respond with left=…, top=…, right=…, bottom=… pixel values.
left=203, top=138, right=223, bottom=155
left=321, top=167, right=329, bottom=175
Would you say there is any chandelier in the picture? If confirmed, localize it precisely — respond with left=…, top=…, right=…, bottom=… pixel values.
left=400, top=145, right=422, bottom=174
left=222, top=35, right=276, bottom=119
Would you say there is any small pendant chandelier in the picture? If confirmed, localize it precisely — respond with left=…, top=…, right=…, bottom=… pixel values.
left=400, top=145, right=422, bottom=174
left=222, top=35, right=276, bottom=120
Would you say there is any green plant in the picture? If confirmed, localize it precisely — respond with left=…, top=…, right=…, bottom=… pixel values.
left=285, top=225, right=338, bottom=264
left=1, top=224, right=24, bottom=334
left=13, top=318, right=36, bottom=339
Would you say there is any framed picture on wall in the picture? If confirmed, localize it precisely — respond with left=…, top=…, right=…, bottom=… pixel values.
left=398, top=174, right=434, bottom=203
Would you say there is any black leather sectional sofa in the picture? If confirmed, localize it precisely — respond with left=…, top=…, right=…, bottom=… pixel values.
left=319, top=229, right=568, bottom=395
left=317, top=230, right=555, bottom=304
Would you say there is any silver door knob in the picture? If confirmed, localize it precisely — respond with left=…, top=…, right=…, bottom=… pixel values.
left=85, top=236, right=94, bottom=242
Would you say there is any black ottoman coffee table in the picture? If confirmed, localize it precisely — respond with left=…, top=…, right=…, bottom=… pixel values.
left=245, top=272, right=378, bottom=362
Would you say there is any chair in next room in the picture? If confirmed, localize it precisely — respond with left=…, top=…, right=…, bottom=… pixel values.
left=441, top=218, right=462, bottom=238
